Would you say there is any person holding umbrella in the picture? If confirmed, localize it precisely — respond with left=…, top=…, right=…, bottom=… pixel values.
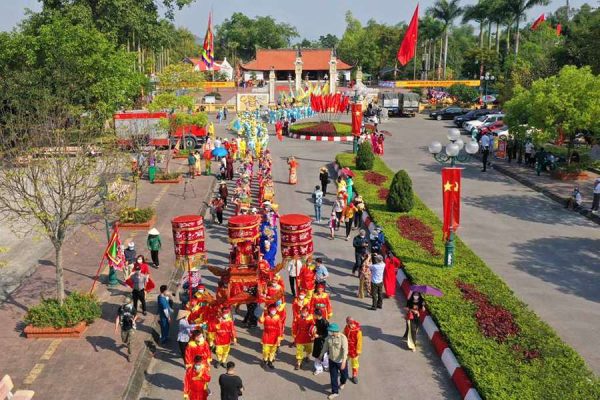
left=403, top=286, right=441, bottom=351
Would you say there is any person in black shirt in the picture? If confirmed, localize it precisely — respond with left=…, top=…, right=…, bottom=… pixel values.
left=319, top=167, right=330, bottom=195
left=312, top=309, right=330, bottom=375
left=219, top=361, right=244, bottom=400
left=115, top=296, right=138, bottom=362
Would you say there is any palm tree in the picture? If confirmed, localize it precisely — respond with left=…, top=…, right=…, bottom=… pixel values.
left=419, top=16, right=444, bottom=79
left=487, top=0, right=511, bottom=53
left=504, top=0, right=550, bottom=55
left=462, top=1, right=489, bottom=48
left=429, top=0, right=463, bottom=79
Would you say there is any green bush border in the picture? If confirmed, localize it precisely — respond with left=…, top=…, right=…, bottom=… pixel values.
left=336, top=152, right=599, bottom=400
left=25, top=292, right=102, bottom=329
left=119, top=207, right=156, bottom=224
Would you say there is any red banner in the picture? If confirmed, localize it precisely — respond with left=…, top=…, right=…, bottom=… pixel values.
left=351, top=103, right=363, bottom=136
left=441, top=168, right=461, bottom=241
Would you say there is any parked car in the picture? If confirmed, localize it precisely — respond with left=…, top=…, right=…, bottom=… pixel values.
left=429, top=107, right=468, bottom=121
left=478, top=120, right=506, bottom=135
left=453, top=109, right=496, bottom=127
left=464, top=113, right=505, bottom=132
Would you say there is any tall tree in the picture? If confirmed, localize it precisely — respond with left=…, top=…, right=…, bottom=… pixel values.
left=215, top=13, right=299, bottom=61
left=319, top=34, right=340, bottom=49
left=462, top=1, right=489, bottom=48
left=504, top=0, right=550, bottom=55
left=419, top=16, right=444, bottom=79
left=429, top=0, right=463, bottom=79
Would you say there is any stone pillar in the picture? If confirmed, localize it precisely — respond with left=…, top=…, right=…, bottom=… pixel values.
left=294, top=47, right=303, bottom=95
left=268, top=68, right=276, bottom=104
left=356, top=66, right=363, bottom=86
left=329, top=48, right=337, bottom=94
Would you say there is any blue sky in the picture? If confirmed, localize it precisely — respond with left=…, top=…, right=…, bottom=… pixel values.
left=1, top=0, right=581, bottom=39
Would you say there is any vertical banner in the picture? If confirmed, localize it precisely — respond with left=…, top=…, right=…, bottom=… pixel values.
left=351, top=103, right=363, bottom=136
left=441, top=168, right=462, bottom=241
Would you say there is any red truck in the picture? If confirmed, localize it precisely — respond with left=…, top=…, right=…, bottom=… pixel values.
left=114, top=110, right=207, bottom=149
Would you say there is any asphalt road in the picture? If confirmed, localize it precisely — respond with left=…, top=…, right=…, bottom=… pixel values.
left=138, top=121, right=460, bottom=400
left=380, top=114, right=600, bottom=374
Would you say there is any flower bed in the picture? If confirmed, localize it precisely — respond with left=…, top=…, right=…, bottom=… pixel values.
left=290, top=121, right=353, bottom=137
left=24, top=292, right=101, bottom=338
left=154, top=172, right=183, bottom=184
left=364, top=171, right=388, bottom=186
left=336, top=152, right=600, bottom=399
left=119, top=207, right=156, bottom=229
left=397, top=216, right=439, bottom=256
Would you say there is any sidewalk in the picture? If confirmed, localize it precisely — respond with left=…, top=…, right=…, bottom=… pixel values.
left=0, top=157, right=215, bottom=400
left=487, top=156, right=600, bottom=225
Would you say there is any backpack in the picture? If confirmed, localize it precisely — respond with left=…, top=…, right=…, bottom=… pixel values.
left=313, top=191, right=323, bottom=206
left=119, top=305, right=135, bottom=331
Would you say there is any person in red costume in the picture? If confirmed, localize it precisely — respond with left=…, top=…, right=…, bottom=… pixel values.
left=291, top=290, right=311, bottom=344
left=310, top=283, right=333, bottom=319
left=274, top=300, right=286, bottom=344
left=214, top=309, right=237, bottom=368
left=183, top=355, right=211, bottom=400
left=343, top=316, right=363, bottom=384
left=259, top=305, right=281, bottom=369
left=185, top=330, right=212, bottom=369
left=383, top=253, right=401, bottom=297
left=298, top=261, right=316, bottom=299
left=292, top=306, right=315, bottom=370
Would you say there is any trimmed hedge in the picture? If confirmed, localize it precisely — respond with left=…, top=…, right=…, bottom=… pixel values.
left=119, top=207, right=155, bottom=223
left=25, top=292, right=102, bottom=328
left=289, top=122, right=353, bottom=137
left=336, top=153, right=600, bottom=400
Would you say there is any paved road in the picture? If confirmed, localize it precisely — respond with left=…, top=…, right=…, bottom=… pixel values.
left=139, top=124, right=459, bottom=399
left=380, top=115, right=600, bottom=374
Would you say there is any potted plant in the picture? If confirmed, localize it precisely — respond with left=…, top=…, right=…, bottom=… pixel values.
left=153, top=170, right=183, bottom=184
left=24, top=292, right=101, bottom=338
left=119, top=206, right=156, bottom=229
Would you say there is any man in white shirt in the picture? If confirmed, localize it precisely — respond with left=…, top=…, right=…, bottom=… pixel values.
left=286, top=258, right=302, bottom=297
left=524, top=141, right=534, bottom=166
left=480, top=133, right=491, bottom=172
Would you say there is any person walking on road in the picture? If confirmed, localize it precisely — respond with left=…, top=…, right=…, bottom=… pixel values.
left=312, top=309, right=329, bottom=375
left=115, top=295, right=137, bottom=362
left=333, top=195, right=345, bottom=230
left=157, top=285, right=173, bottom=345
left=184, top=355, right=211, bottom=400
left=292, top=306, right=315, bottom=370
left=352, top=229, right=370, bottom=275
left=320, top=167, right=330, bottom=195
left=259, top=305, right=282, bottom=369
left=177, top=310, right=197, bottom=360
left=480, top=132, right=490, bottom=172
left=320, top=323, right=349, bottom=399
left=342, top=202, right=358, bottom=240
left=357, top=253, right=372, bottom=299
left=404, top=291, right=426, bottom=352
left=591, top=178, right=600, bottom=213
left=369, top=254, right=385, bottom=310
left=286, top=257, right=302, bottom=297
left=343, top=317, right=363, bottom=384
left=352, top=195, right=365, bottom=229
left=328, top=212, right=338, bottom=240
left=219, top=361, right=244, bottom=400
left=123, top=241, right=136, bottom=281
left=130, top=266, right=148, bottom=315
left=383, top=252, right=401, bottom=297
left=314, top=258, right=329, bottom=287
left=188, top=152, right=197, bottom=178
left=312, top=185, right=324, bottom=223
left=147, top=228, right=162, bottom=268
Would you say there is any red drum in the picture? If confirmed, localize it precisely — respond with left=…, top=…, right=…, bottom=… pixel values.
left=280, top=214, right=313, bottom=259
left=171, top=215, right=205, bottom=259
left=228, top=214, right=261, bottom=243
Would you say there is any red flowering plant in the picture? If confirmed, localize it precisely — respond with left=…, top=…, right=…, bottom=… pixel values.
left=377, top=188, right=389, bottom=200
left=364, top=171, right=388, bottom=186
left=396, top=216, right=439, bottom=256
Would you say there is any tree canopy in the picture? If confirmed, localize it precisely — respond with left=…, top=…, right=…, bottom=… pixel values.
left=215, top=12, right=299, bottom=61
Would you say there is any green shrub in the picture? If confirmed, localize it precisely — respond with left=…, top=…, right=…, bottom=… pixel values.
left=386, top=170, right=414, bottom=212
left=156, top=171, right=182, bottom=180
left=356, top=141, right=374, bottom=170
left=336, top=152, right=600, bottom=399
left=25, top=292, right=102, bottom=328
left=119, top=207, right=155, bottom=223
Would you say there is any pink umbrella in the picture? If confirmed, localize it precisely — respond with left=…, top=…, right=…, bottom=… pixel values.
left=409, top=285, right=443, bottom=297
left=340, top=167, right=355, bottom=177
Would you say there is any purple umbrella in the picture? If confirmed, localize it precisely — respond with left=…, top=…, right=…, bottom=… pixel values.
left=409, top=285, right=443, bottom=297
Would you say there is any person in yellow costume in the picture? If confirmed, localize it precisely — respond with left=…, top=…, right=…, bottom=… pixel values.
left=207, top=122, right=215, bottom=141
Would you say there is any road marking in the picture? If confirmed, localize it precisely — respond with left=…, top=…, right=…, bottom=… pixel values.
left=40, top=339, right=61, bottom=360
left=150, top=184, right=170, bottom=208
left=23, top=363, right=45, bottom=385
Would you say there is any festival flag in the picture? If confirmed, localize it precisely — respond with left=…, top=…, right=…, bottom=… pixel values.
left=441, top=168, right=461, bottom=241
left=201, top=12, right=215, bottom=68
left=531, top=13, right=546, bottom=30
left=104, top=224, right=125, bottom=271
left=397, top=4, right=419, bottom=66
left=556, top=23, right=562, bottom=36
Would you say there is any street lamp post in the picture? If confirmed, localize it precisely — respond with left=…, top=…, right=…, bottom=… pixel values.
left=428, top=129, right=479, bottom=267
left=479, top=72, right=496, bottom=106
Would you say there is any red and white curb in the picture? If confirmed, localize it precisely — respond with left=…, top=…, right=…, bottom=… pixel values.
left=289, top=133, right=352, bottom=142
left=333, top=162, right=482, bottom=400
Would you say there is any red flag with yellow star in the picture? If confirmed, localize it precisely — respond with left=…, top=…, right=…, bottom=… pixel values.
left=441, top=167, right=461, bottom=241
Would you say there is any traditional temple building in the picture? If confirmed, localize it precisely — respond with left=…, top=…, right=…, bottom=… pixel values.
left=183, top=57, right=234, bottom=80
left=240, top=48, right=352, bottom=85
